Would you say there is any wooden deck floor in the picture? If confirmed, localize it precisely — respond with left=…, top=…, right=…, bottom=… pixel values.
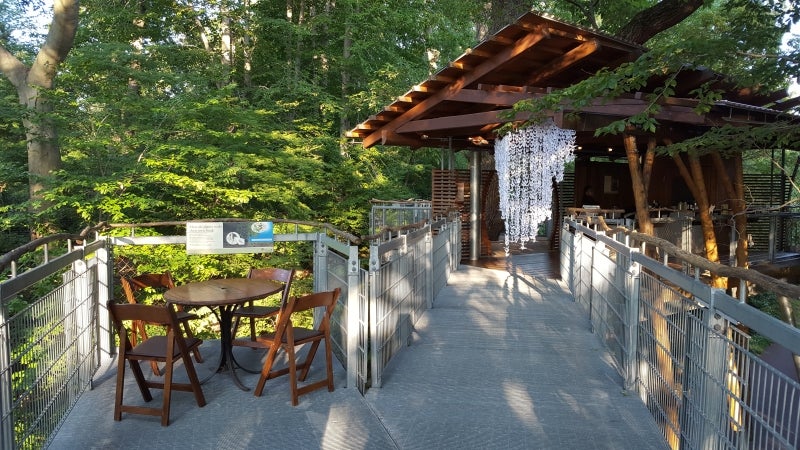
left=465, top=239, right=561, bottom=279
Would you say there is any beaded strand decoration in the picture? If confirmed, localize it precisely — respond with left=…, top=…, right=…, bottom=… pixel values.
left=494, top=120, right=575, bottom=254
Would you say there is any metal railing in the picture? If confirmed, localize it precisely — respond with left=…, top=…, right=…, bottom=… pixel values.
left=367, top=217, right=461, bottom=388
left=0, top=215, right=461, bottom=449
left=561, top=220, right=800, bottom=450
left=0, top=239, right=112, bottom=450
left=369, top=200, right=433, bottom=236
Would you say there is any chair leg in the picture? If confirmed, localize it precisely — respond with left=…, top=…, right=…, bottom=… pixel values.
left=180, top=348, right=207, bottom=407
left=286, top=343, right=300, bottom=406
left=114, top=352, right=127, bottom=421
left=161, top=353, right=174, bottom=426
left=324, top=338, right=334, bottom=392
left=254, top=344, right=282, bottom=397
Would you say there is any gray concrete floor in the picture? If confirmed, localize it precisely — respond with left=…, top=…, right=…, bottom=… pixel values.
left=47, top=264, right=668, bottom=450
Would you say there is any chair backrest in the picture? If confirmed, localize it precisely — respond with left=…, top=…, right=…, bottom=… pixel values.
left=247, top=267, right=295, bottom=306
left=278, top=287, right=340, bottom=334
left=108, top=302, right=181, bottom=346
left=121, top=271, right=176, bottom=305
left=109, top=301, right=176, bottom=326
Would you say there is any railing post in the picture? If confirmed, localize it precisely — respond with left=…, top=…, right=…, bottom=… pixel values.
left=96, top=242, right=114, bottom=359
left=683, top=297, right=730, bottom=449
left=368, top=243, right=382, bottom=388
left=573, top=231, right=583, bottom=300
left=425, top=226, right=433, bottom=309
left=314, top=234, right=328, bottom=293
left=589, top=239, right=603, bottom=331
left=346, top=242, right=361, bottom=391
left=624, top=255, right=640, bottom=390
left=0, top=285, right=12, bottom=450
left=769, top=214, right=776, bottom=261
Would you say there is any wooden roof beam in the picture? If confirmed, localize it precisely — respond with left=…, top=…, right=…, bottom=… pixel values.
left=526, top=40, right=601, bottom=85
left=396, top=99, right=707, bottom=135
left=449, top=88, right=535, bottom=106
left=476, top=83, right=527, bottom=92
left=397, top=109, right=533, bottom=133
left=772, top=96, right=800, bottom=111
left=361, top=25, right=551, bottom=148
left=379, top=131, right=428, bottom=149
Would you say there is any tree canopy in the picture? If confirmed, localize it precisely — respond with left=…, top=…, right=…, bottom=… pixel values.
left=0, top=0, right=797, bottom=252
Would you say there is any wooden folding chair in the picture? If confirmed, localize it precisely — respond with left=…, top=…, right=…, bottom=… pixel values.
left=252, top=288, right=340, bottom=405
left=107, top=301, right=206, bottom=426
left=121, top=272, right=203, bottom=375
left=231, top=267, right=295, bottom=343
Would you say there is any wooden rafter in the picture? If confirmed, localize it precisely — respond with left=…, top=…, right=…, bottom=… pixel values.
left=526, top=39, right=601, bottom=85
left=361, top=25, right=552, bottom=148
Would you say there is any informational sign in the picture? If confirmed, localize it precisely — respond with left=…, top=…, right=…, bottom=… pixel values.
left=186, top=221, right=274, bottom=254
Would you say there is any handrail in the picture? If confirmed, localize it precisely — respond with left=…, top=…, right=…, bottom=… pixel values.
left=0, top=222, right=111, bottom=273
left=1, top=216, right=451, bottom=274
left=585, top=216, right=800, bottom=300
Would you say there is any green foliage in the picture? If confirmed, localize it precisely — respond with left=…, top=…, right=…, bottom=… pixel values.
left=2, top=0, right=797, bottom=247
left=503, top=0, right=794, bottom=144
left=0, top=0, right=479, bottom=243
left=746, top=290, right=800, bottom=354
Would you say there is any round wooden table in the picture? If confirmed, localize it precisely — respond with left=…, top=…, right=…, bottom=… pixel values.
left=164, top=278, right=282, bottom=390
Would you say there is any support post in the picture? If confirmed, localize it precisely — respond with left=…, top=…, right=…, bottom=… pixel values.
left=346, top=243, right=361, bottom=391
left=0, top=284, right=12, bottom=450
left=624, top=255, right=641, bottom=390
left=470, top=150, right=481, bottom=261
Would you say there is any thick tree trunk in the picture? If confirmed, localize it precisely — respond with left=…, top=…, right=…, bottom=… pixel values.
left=624, top=133, right=653, bottom=235
left=710, top=151, right=748, bottom=266
left=0, top=0, right=78, bottom=224
left=731, top=154, right=748, bottom=268
left=672, top=152, right=727, bottom=287
left=478, top=0, right=531, bottom=39
left=687, top=153, right=728, bottom=288
left=616, top=0, right=705, bottom=44
left=624, top=133, right=678, bottom=448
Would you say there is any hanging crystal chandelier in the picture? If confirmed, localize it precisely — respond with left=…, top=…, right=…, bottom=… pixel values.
left=494, top=119, right=575, bottom=254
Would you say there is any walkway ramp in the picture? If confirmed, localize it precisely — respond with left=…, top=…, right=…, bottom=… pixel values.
left=363, top=264, right=668, bottom=449
left=48, top=265, right=667, bottom=449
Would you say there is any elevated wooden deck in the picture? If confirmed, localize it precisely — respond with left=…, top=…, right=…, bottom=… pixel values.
left=466, top=239, right=561, bottom=279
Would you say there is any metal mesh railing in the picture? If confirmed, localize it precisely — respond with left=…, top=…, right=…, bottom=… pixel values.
left=323, top=247, right=349, bottom=369
left=1, top=216, right=462, bottom=447
left=369, top=200, right=432, bottom=236
left=563, top=220, right=800, bottom=450
left=2, top=261, right=101, bottom=450
left=367, top=218, right=461, bottom=388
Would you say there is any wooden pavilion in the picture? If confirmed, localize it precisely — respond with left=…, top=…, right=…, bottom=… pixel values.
left=347, top=12, right=799, bottom=261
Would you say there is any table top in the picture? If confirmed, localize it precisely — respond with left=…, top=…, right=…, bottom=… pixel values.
left=164, top=278, right=283, bottom=307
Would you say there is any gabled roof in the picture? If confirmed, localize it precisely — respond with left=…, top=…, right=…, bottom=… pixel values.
left=347, top=11, right=797, bottom=153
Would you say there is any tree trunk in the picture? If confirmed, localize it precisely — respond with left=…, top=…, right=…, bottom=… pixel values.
left=477, top=0, right=531, bottom=39
left=671, top=152, right=727, bottom=287
left=688, top=153, right=728, bottom=288
left=0, top=0, right=79, bottom=225
left=624, top=133, right=653, bottom=235
left=711, top=150, right=749, bottom=297
left=616, top=0, right=705, bottom=44
left=642, top=137, right=656, bottom=192
left=624, top=133, right=678, bottom=448
left=340, top=12, right=352, bottom=141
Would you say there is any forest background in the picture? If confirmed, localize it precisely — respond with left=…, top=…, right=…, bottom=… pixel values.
left=1, top=0, right=799, bottom=261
